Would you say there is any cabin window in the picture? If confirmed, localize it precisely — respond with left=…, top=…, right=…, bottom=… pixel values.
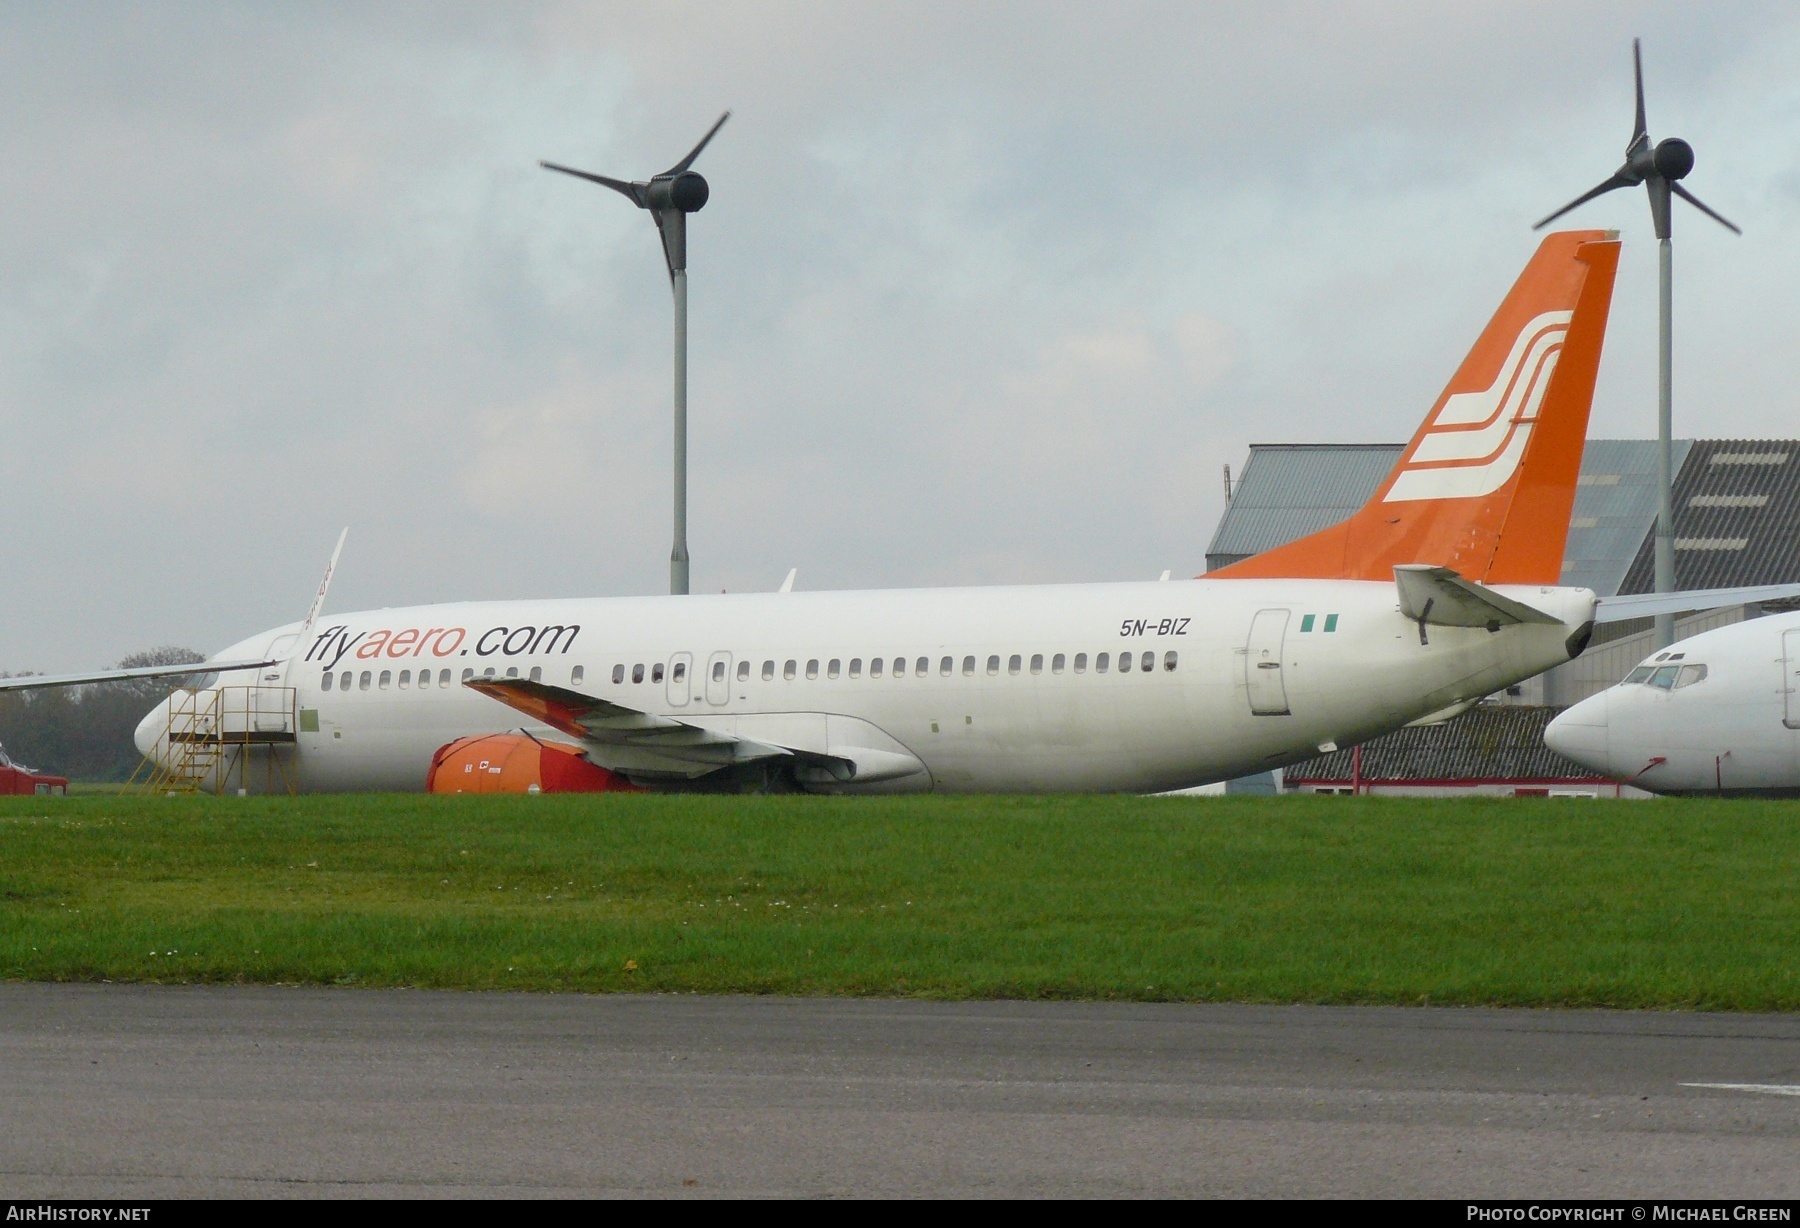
left=806, top=659, right=819, bottom=680
left=1163, top=651, right=1178, bottom=672
left=1676, top=664, right=1709, bottom=689
left=378, top=670, right=392, bottom=690
left=915, top=657, right=928, bottom=677
left=1074, top=653, right=1088, bottom=674
left=398, top=670, right=411, bottom=689
left=1648, top=665, right=1679, bottom=690
left=504, top=667, right=518, bottom=679
left=1119, top=652, right=1133, bottom=674
left=1624, top=666, right=1654, bottom=684
left=762, top=660, right=775, bottom=681
left=671, top=662, right=686, bottom=683
left=1030, top=654, right=1043, bottom=675
left=784, top=660, right=797, bottom=681
left=940, top=656, right=953, bottom=676
left=1141, top=651, right=1155, bottom=673
left=359, top=671, right=372, bottom=690
left=962, top=656, right=975, bottom=676
left=894, top=658, right=907, bottom=678
left=441, top=669, right=454, bottom=687
left=632, top=664, right=645, bottom=684
left=828, top=659, right=841, bottom=679
left=321, top=671, right=333, bottom=691
left=737, top=661, right=750, bottom=681
left=461, top=668, right=474, bottom=682
left=612, top=664, right=624, bottom=684
left=529, top=666, right=542, bottom=683
left=1008, top=654, right=1022, bottom=675
left=849, top=658, right=862, bottom=678
left=1096, top=653, right=1110, bottom=674
left=340, top=671, right=353, bottom=691
left=572, top=666, right=585, bottom=685
left=713, top=661, right=726, bottom=682
left=870, top=658, right=884, bottom=678
left=1052, top=653, right=1065, bottom=674
left=483, top=667, right=496, bottom=679
left=652, top=663, right=665, bottom=684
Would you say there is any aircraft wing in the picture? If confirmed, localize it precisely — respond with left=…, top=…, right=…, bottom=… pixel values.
left=1393, top=565, right=1563, bottom=629
left=1593, top=583, right=1800, bottom=624
left=464, top=677, right=794, bottom=780
left=0, top=659, right=276, bottom=694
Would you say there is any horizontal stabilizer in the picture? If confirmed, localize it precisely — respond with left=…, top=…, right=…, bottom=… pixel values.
left=0, top=658, right=276, bottom=694
left=1594, top=583, right=1800, bottom=624
left=1394, top=564, right=1562, bottom=630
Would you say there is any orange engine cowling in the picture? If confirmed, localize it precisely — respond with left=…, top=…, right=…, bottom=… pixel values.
left=425, top=733, right=640, bottom=794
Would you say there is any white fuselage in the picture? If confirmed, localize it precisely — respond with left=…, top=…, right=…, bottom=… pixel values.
left=1546, top=611, right=1800, bottom=796
left=140, top=578, right=1596, bottom=794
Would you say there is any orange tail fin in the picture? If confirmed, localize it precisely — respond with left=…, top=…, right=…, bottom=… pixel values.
left=1209, top=230, right=1620, bottom=585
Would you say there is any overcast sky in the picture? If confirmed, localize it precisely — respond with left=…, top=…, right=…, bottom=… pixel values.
left=4, top=2, right=1798, bottom=669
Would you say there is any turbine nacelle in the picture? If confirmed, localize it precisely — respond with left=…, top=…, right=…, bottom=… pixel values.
left=647, top=170, right=710, bottom=213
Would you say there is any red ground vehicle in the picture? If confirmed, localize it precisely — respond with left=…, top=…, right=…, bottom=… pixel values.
left=0, top=743, right=67, bottom=795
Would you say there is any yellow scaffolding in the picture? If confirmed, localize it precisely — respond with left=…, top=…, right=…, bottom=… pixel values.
left=132, top=686, right=299, bottom=796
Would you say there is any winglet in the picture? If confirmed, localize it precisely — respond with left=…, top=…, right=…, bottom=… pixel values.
left=778, top=568, right=797, bottom=594
left=301, top=528, right=349, bottom=636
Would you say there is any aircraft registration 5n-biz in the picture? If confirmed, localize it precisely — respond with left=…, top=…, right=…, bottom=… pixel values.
left=3, top=230, right=1765, bottom=795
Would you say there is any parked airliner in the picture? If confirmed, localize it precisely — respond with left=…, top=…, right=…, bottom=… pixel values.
left=1547, top=609, right=1800, bottom=796
left=7, top=230, right=1629, bottom=794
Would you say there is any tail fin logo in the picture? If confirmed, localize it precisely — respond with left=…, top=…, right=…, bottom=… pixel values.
left=1383, top=310, right=1572, bottom=503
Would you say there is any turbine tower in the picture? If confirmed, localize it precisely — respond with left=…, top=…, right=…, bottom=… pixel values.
left=1535, top=40, right=1738, bottom=649
left=542, top=111, right=731, bottom=596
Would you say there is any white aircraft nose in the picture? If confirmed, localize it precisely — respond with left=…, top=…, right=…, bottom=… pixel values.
left=1545, top=692, right=1610, bottom=775
left=133, top=698, right=170, bottom=760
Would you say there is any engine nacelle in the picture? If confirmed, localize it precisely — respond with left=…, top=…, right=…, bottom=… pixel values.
left=426, top=734, right=640, bottom=794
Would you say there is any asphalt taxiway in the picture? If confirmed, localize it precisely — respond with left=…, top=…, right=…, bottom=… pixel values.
left=1, top=985, right=1796, bottom=1197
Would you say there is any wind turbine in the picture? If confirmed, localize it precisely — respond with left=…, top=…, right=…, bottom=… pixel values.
left=542, top=111, right=731, bottom=596
left=1535, top=39, right=1738, bottom=649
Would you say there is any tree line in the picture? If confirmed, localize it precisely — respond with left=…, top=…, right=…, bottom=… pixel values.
left=0, top=648, right=206, bottom=782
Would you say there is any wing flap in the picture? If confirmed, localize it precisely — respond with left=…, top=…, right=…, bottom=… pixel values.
left=464, top=677, right=789, bottom=779
left=464, top=680, right=929, bottom=786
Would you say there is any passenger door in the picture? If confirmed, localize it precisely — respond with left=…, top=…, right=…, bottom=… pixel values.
left=705, top=651, right=732, bottom=706
left=1244, top=609, right=1292, bottom=716
left=1783, top=630, right=1800, bottom=730
left=667, top=653, right=693, bottom=708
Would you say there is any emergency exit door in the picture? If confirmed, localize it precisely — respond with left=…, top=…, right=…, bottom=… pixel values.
left=705, top=652, right=732, bottom=706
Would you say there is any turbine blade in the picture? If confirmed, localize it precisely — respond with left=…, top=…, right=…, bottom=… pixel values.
left=661, top=111, right=731, bottom=176
left=1629, top=37, right=1648, bottom=155
left=1533, top=175, right=1632, bottom=230
left=539, top=161, right=647, bottom=207
left=1671, top=182, right=1742, bottom=235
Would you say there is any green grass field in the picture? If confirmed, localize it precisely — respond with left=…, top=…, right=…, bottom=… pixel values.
left=2, top=792, right=1797, bottom=1009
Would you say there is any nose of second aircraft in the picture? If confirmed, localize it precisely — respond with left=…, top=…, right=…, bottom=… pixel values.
left=1545, top=692, right=1611, bottom=776
left=133, top=698, right=170, bottom=760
